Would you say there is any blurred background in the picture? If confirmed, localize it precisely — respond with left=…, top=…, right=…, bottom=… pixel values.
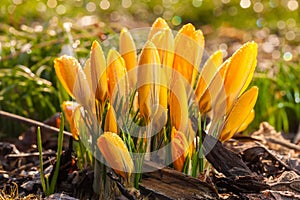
left=0, top=0, right=300, bottom=138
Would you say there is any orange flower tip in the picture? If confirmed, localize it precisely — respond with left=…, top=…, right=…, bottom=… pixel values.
left=215, top=50, right=223, bottom=57
left=180, top=23, right=196, bottom=33
left=249, top=86, right=259, bottom=95
left=121, top=27, right=128, bottom=33
left=91, top=40, right=101, bottom=50
left=152, top=17, right=169, bottom=29
left=55, top=55, right=74, bottom=63
left=240, top=41, right=258, bottom=53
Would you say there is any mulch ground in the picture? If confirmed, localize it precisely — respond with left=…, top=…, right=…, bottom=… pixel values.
left=0, top=112, right=299, bottom=199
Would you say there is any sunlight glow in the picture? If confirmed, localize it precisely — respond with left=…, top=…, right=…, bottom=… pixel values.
left=240, top=0, right=251, bottom=8
left=100, top=0, right=110, bottom=10
left=47, top=0, right=57, bottom=8
left=287, top=0, right=298, bottom=11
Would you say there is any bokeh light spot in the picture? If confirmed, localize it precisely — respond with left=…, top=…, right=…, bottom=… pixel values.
left=272, top=50, right=281, bottom=59
left=36, top=2, right=47, bottom=12
left=56, top=5, right=66, bottom=15
left=122, top=0, right=132, bottom=8
left=163, top=10, right=173, bottom=20
left=86, top=2, right=96, bottom=12
left=221, top=0, right=231, bottom=4
left=171, top=16, right=182, bottom=26
left=269, top=0, right=278, bottom=8
left=283, top=52, right=293, bottom=61
left=262, top=42, right=274, bottom=53
left=287, top=0, right=298, bottom=11
left=47, top=0, right=57, bottom=8
left=240, top=0, right=251, bottom=8
left=285, top=31, right=296, bottom=41
left=100, top=0, right=110, bottom=10
left=8, top=5, right=15, bottom=14
left=287, top=18, right=296, bottom=28
left=153, top=5, right=163, bottom=15
left=256, top=18, right=263, bottom=28
left=277, top=20, right=286, bottom=29
left=12, top=0, right=22, bottom=5
left=253, top=2, right=264, bottom=13
left=192, top=0, right=202, bottom=7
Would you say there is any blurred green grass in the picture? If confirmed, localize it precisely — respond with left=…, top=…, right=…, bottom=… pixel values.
left=1, top=0, right=300, bottom=137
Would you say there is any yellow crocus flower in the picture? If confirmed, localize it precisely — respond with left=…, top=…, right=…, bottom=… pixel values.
left=219, top=86, right=259, bottom=141
left=171, top=127, right=193, bottom=172
left=119, top=28, right=137, bottom=88
left=62, top=101, right=80, bottom=140
left=222, top=41, right=257, bottom=113
left=90, top=41, right=108, bottom=102
left=169, top=74, right=188, bottom=132
left=54, top=56, right=80, bottom=98
left=195, top=50, right=223, bottom=103
left=148, top=17, right=170, bottom=40
left=173, top=23, right=204, bottom=88
left=198, top=42, right=257, bottom=116
left=198, top=60, right=228, bottom=114
left=237, top=109, right=255, bottom=133
left=104, top=104, right=118, bottom=134
left=97, top=132, right=134, bottom=180
left=54, top=55, right=91, bottom=107
left=137, top=41, right=161, bottom=122
left=106, top=49, right=129, bottom=107
left=151, top=28, right=174, bottom=87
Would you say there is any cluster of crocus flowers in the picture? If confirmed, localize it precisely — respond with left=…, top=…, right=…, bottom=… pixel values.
left=54, top=17, right=259, bottom=180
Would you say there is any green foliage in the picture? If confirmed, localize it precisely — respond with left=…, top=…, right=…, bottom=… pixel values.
left=37, top=114, right=64, bottom=196
left=250, top=62, right=300, bottom=133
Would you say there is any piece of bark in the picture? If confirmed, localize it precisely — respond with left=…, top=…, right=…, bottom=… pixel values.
left=202, top=132, right=270, bottom=193
left=202, top=132, right=252, bottom=177
left=242, top=146, right=300, bottom=176
left=139, top=162, right=219, bottom=200
left=190, top=117, right=269, bottom=194
left=0, top=111, right=72, bottom=151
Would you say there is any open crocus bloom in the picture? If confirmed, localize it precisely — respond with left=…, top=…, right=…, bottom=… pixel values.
left=55, top=17, right=259, bottom=176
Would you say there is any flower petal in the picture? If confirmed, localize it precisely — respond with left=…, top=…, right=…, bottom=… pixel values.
left=148, top=17, right=170, bottom=40
left=222, top=41, right=258, bottom=112
left=173, top=24, right=204, bottom=88
left=62, top=101, right=80, bottom=140
left=106, top=49, right=129, bottom=108
left=54, top=55, right=91, bottom=107
left=171, top=127, right=193, bottom=172
left=137, top=41, right=161, bottom=121
left=104, top=104, right=118, bottom=134
left=54, top=55, right=80, bottom=98
left=151, top=28, right=174, bottom=86
left=219, top=86, right=259, bottom=142
left=198, top=60, right=228, bottom=114
left=90, top=40, right=108, bottom=102
left=97, top=132, right=134, bottom=180
left=169, top=74, right=188, bottom=132
left=195, top=50, right=223, bottom=103
left=120, top=28, right=137, bottom=88
left=237, top=109, right=255, bottom=133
